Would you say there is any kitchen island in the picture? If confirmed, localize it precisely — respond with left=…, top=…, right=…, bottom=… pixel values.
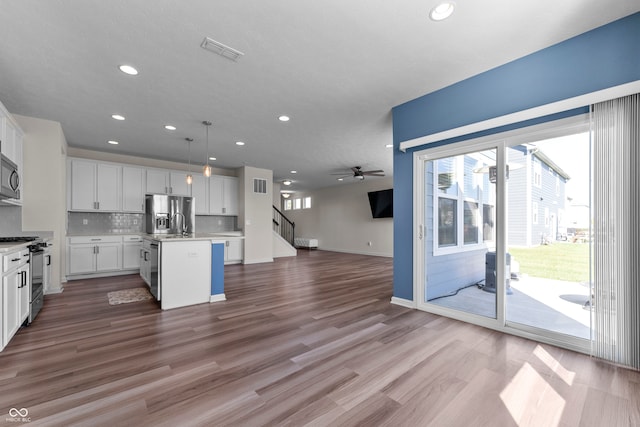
left=141, top=233, right=241, bottom=310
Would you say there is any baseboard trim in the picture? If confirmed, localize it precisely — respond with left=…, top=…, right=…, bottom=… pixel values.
left=242, top=258, right=274, bottom=265
left=210, top=293, right=226, bottom=303
left=390, top=296, right=416, bottom=309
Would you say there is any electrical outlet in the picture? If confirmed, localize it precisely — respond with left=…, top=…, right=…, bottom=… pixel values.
left=133, top=219, right=138, bottom=225
left=82, top=219, right=88, bottom=225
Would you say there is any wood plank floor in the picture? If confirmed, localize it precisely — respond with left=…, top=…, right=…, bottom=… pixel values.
left=1, top=250, right=639, bottom=426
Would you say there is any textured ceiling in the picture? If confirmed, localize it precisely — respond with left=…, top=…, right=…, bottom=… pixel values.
left=0, top=1, right=637, bottom=191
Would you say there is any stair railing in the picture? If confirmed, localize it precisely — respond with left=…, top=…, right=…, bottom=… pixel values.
left=273, top=205, right=295, bottom=247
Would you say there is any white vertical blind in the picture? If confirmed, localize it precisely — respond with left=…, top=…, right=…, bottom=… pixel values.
left=591, top=93, right=640, bottom=370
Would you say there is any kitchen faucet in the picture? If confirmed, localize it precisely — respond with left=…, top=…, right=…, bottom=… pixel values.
left=172, top=212, right=188, bottom=236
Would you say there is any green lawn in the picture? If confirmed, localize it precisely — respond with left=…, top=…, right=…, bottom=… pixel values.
left=508, top=242, right=590, bottom=283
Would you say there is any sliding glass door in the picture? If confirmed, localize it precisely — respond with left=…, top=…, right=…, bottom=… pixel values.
left=415, top=116, right=592, bottom=350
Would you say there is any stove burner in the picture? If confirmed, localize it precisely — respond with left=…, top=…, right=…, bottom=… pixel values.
left=0, top=236, right=39, bottom=243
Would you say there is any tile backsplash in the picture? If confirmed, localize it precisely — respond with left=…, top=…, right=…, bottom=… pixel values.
left=67, top=211, right=237, bottom=235
left=68, top=212, right=144, bottom=235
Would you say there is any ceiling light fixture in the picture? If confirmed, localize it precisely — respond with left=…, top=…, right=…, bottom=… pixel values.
left=429, top=2, right=455, bottom=21
left=202, top=120, right=212, bottom=177
left=200, top=37, right=245, bottom=61
left=235, top=141, right=245, bottom=146
left=185, top=137, right=194, bottom=185
left=107, top=140, right=119, bottom=145
left=278, top=115, right=290, bottom=122
left=290, top=170, right=297, bottom=174
left=282, top=193, right=291, bottom=199
left=283, top=180, right=292, bottom=186
left=111, top=114, right=125, bottom=121
left=165, top=125, right=177, bottom=131
left=209, top=156, right=216, bottom=161
left=118, top=64, right=138, bottom=75
left=385, top=144, right=393, bottom=148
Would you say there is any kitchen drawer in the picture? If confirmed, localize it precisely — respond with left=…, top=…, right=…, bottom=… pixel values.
left=123, top=235, right=143, bottom=243
left=68, top=235, right=123, bottom=244
left=2, top=248, right=29, bottom=273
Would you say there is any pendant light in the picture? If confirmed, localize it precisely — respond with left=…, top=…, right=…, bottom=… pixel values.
left=202, top=120, right=212, bottom=177
left=185, top=137, right=193, bottom=185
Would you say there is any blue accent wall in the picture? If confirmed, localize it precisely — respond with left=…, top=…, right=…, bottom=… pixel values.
left=391, top=12, right=640, bottom=301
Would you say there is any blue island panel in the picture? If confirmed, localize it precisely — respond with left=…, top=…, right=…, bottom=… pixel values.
left=211, top=242, right=225, bottom=295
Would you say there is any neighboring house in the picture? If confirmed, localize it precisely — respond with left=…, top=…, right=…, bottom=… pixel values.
left=425, top=145, right=569, bottom=299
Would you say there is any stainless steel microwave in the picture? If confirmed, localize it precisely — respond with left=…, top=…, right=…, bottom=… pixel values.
left=0, top=153, right=20, bottom=199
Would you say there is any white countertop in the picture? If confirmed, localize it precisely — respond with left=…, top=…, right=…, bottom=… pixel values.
left=145, top=232, right=244, bottom=242
left=0, top=241, right=31, bottom=253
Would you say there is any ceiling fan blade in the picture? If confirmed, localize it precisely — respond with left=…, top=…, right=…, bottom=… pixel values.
left=362, top=170, right=384, bottom=175
left=364, top=173, right=385, bottom=177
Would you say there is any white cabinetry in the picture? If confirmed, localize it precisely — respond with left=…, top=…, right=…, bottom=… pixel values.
left=146, top=169, right=191, bottom=196
left=191, top=175, right=238, bottom=216
left=69, top=159, right=121, bottom=211
left=210, top=176, right=238, bottom=215
left=222, top=238, right=244, bottom=264
left=122, top=166, right=145, bottom=212
left=140, top=238, right=152, bottom=286
left=0, top=104, right=24, bottom=205
left=67, top=236, right=122, bottom=275
left=2, top=248, right=29, bottom=350
left=122, top=235, right=142, bottom=269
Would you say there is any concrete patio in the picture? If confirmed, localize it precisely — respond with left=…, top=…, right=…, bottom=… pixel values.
left=429, top=275, right=591, bottom=339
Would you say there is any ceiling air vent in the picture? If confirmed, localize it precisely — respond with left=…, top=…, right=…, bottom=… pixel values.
left=200, top=37, right=244, bottom=61
left=253, top=178, right=267, bottom=194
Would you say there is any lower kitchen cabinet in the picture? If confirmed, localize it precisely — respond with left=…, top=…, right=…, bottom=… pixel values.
left=67, top=236, right=123, bottom=276
left=122, top=235, right=142, bottom=269
left=2, top=248, right=29, bottom=350
left=225, top=238, right=244, bottom=264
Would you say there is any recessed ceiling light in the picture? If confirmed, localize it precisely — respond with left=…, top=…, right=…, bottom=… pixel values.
left=209, top=156, right=216, bottom=161
left=385, top=144, right=393, bottom=148
left=278, top=115, right=290, bottom=122
left=235, top=141, right=245, bottom=146
left=429, top=2, right=455, bottom=21
left=290, top=170, right=297, bottom=174
left=337, top=178, right=344, bottom=181
left=164, top=125, right=177, bottom=131
left=118, top=64, right=138, bottom=75
left=111, top=114, right=125, bottom=121
left=283, top=180, right=292, bottom=186
left=107, top=140, right=119, bottom=145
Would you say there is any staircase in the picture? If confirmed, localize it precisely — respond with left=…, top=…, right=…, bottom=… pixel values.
left=273, top=205, right=295, bottom=246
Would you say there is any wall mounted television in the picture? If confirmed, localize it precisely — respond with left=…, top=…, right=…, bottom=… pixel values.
left=367, top=189, right=393, bottom=218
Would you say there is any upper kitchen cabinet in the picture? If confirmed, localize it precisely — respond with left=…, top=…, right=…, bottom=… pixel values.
left=68, top=159, right=121, bottom=211
left=191, top=175, right=238, bottom=216
left=146, top=169, right=191, bottom=196
left=0, top=102, right=24, bottom=205
left=209, top=176, right=238, bottom=215
left=122, top=166, right=145, bottom=212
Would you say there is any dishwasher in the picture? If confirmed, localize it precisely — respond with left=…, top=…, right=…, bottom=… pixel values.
left=149, top=241, right=160, bottom=301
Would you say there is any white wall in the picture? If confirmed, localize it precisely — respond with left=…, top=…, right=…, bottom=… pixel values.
left=285, top=177, right=393, bottom=257
left=240, top=166, right=273, bottom=264
left=15, top=114, right=68, bottom=293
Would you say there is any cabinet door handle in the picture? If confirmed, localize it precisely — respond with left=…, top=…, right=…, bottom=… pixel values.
left=96, top=246, right=100, bottom=254
left=91, top=238, right=101, bottom=241
left=46, top=255, right=51, bottom=266
left=11, top=257, right=20, bottom=262
left=169, top=186, right=173, bottom=194
left=144, top=252, right=149, bottom=261
left=97, top=201, right=100, bottom=210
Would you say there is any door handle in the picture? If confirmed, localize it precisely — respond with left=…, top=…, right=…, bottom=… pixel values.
left=46, top=255, right=51, bottom=266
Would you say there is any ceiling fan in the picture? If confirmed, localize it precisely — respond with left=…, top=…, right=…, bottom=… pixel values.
left=332, top=166, right=385, bottom=181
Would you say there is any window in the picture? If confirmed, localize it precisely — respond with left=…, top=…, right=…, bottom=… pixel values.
left=463, top=201, right=479, bottom=244
left=283, top=199, right=292, bottom=211
left=293, top=198, right=301, bottom=210
left=438, top=198, right=456, bottom=247
left=434, top=151, right=492, bottom=252
left=483, top=204, right=495, bottom=242
left=533, top=160, right=542, bottom=187
left=532, top=202, right=538, bottom=224
left=303, top=196, right=311, bottom=209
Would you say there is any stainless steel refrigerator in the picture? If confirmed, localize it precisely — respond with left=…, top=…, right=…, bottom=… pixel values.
left=145, top=194, right=195, bottom=235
